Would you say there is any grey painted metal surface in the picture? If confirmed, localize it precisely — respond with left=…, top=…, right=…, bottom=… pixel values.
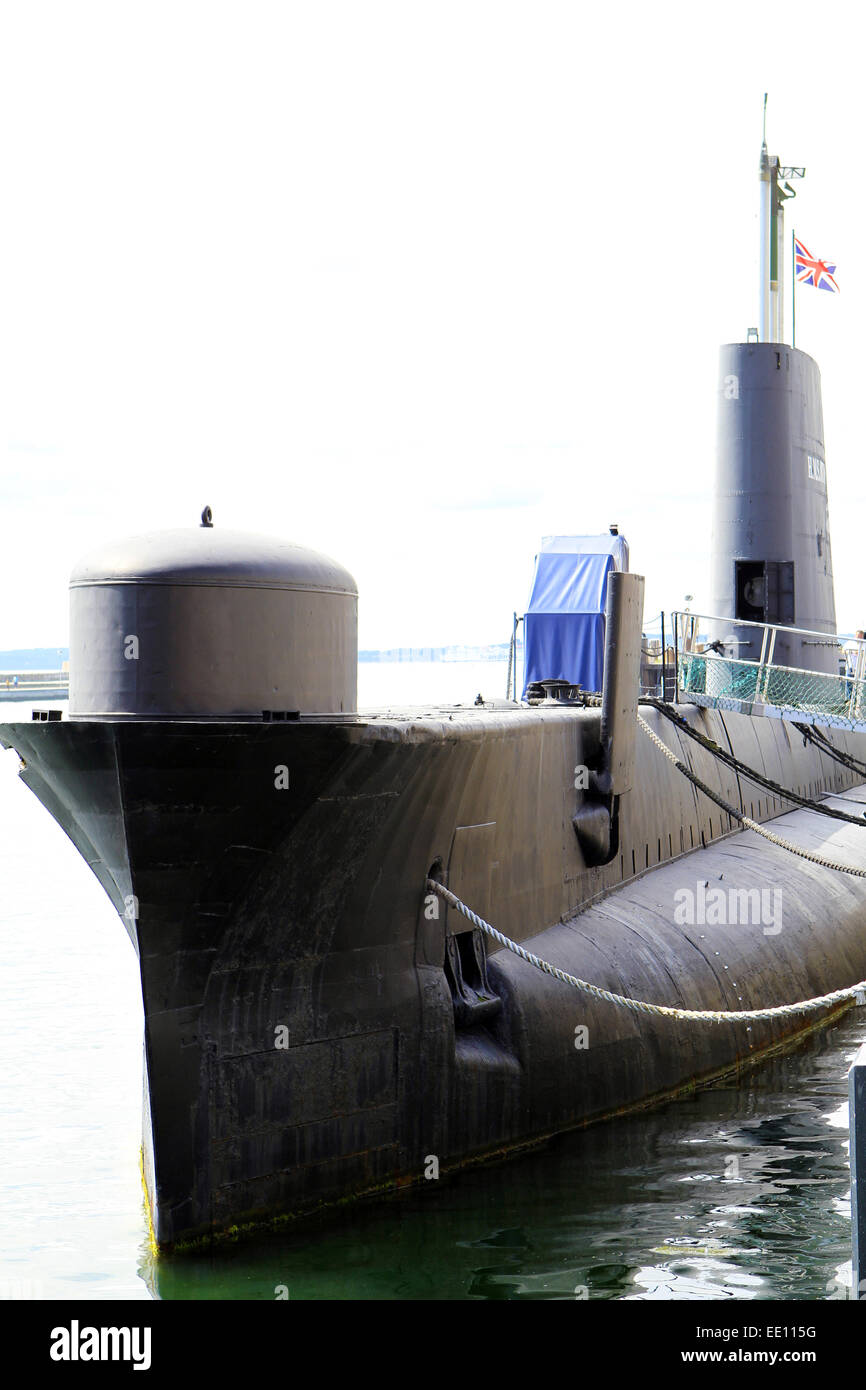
left=601, top=572, right=645, bottom=795
left=710, top=343, right=836, bottom=672
left=851, top=1042, right=866, bottom=1300
left=69, top=528, right=358, bottom=719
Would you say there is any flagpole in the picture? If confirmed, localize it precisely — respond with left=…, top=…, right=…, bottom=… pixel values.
left=795, top=226, right=800, bottom=347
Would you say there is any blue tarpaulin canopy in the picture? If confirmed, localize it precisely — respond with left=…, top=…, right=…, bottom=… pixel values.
left=522, top=534, right=628, bottom=698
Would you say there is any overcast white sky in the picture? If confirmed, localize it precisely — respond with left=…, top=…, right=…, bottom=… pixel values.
left=2, top=2, right=865, bottom=649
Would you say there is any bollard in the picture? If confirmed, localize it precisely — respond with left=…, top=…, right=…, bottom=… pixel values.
left=849, top=1042, right=866, bottom=1300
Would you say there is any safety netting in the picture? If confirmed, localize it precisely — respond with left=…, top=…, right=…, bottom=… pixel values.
left=679, top=651, right=866, bottom=730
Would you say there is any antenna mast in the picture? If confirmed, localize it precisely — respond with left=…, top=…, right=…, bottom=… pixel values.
left=758, top=96, right=804, bottom=343
left=759, top=96, right=771, bottom=342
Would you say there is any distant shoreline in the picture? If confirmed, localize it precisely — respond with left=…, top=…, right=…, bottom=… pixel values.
left=359, top=643, right=521, bottom=663
left=6, top=631, right=710, bottom=669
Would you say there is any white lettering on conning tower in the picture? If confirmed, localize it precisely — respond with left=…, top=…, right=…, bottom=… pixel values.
left=807, top=454, right=826, bottom=482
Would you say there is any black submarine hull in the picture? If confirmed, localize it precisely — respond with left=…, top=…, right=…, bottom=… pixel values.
left=4, top=698, right=866, bottom=1248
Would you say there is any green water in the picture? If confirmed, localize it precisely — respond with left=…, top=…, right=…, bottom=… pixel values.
left=145, top=1014, right=861, bottom=1301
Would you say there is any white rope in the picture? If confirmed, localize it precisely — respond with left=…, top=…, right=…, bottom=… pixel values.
left=637, top=713, right=866, bottom=877
left=425, top=879, right=866, bottom=1024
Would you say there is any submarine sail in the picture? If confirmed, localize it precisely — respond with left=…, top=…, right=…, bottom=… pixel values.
left=709, top=107, right=836, bottom=673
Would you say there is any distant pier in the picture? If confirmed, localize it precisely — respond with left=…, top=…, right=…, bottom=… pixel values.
left=0, top=670, right=69, bottom=701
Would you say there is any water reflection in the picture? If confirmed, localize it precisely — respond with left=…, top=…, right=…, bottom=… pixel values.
left=143, top=1012, right=865, bottom=1300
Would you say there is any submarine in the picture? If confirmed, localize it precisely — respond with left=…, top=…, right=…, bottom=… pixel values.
left=5, top=126, right=866, bottom=1253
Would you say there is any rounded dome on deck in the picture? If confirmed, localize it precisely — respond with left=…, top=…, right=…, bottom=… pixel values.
left=69, top=526, right=358, bottom=719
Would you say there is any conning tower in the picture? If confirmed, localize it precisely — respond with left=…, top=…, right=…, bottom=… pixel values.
left=708, top=103, right=837, bottom=673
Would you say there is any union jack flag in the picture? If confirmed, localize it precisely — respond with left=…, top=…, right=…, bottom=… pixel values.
left=794, top=237, right=839, bottom=293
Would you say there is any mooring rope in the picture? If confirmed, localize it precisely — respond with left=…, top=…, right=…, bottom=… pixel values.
left=795, top=720, right=866, bottom=780
left=641, top=697, right=866, bottom=826
left=637, top=713, right=866, bottom=878
left=425, top=878, right=866, bottom=1024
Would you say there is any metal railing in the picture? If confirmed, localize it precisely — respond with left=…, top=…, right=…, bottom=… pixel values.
left=671, top=612, right=866, bottom=731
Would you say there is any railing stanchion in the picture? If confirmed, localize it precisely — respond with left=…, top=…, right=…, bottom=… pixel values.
left=755, top=627, right=769, bottom=701
left=762, top=627, right=777, bottom=701
left=855, top=641, right=866, bottom=723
